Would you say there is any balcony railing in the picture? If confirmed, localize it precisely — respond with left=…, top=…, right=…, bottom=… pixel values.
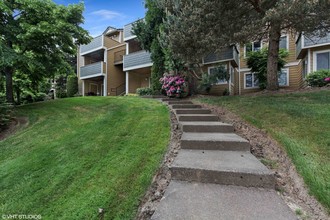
left=80, top=61, right=106, bottom=79
left=80, top=35, right=120, bottom=55
left=80, top=35, right=103, bottom=54
left=296, top=33, right=330, bottom=59
left=123, top=50, right=152, bottom=71
left=114, top=50, right=125, bottom=64
left=203, top=46, right=239, bottom=67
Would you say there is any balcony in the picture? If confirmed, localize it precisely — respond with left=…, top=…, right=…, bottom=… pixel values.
left=123, top=50, right=152, bottom=71
left=80, top=61, right=106, bottom=79
left=80, top=35, right=120, bottom=55
left=114, top=50, right=125, bottom=65
left=203, top=46, right=239, bottom=67
left=296, top=33, right=330, bottom=59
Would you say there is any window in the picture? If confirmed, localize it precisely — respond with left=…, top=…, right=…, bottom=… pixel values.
left=279, top=36, right=288, bottom=50
left=230, top=67, right=234, bottom=84
left=316, top=51, right=330, bottom=71
left=278, top=68, right=289, bottom=86
left=208, top=66, right=227, bottom=84
left=244, top=41, right=262, bottom=57
left=245, top=73, right=259, bottom=88
left=302, top=59, right=308, bottom=79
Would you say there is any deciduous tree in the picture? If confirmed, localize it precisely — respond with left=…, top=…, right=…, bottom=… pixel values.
left=0, top=0, right=90, bottom=103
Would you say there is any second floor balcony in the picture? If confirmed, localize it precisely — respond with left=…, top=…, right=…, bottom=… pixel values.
left=296, top=33, right=330, bottom=59
left=80, top=61, right=106, bottom=79
left=203, top=45, right=239, bottom=67
left=80, top=35, right=120, bottom=55
left=123, top=50, right=152, bottom=71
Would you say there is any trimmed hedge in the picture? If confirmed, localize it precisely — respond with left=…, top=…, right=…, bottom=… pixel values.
left=306, top=70, right=330, bottom=87
left=136, top=87, right=153, bottom=96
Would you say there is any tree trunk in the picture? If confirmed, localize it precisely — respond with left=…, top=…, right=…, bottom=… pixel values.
left=267, top=23, right=281, bottom=90
left=5, top=66, right=14, bottom=103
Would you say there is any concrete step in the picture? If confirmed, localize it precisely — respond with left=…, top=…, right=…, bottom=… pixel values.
left=168, top=101, right=193, bottom=105
left=151, top=181, right=296, bottom=220
left=171, top=150, right=274, bottom=188
left=171, top=104, right=202, bottom=109
left=180, top=121, right=234, bottom=133
left=161, top=98, right=175, bottom=102
left=175, top=108, right=211, bottom=114
left=181, top=132, right=250, bottom=151
left=177, top=114, right=219, bottom=122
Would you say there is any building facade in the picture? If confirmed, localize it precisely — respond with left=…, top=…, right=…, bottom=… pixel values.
left=77, top=22, right=330, bottom=96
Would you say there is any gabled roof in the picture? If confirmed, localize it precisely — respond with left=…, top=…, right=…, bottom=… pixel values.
left=103, top=26, right=123, bottom=35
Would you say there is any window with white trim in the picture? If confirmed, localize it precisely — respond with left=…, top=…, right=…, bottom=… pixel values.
left=278, top=68, right=289, bottom=86
left=208, top=66, right=227, bottom=84
left=244, top=41, right=262, bottom=57
left=245, top=73, right=259, bottom=88
left=315, top=51, right=330, bottom=71
left=279, top=36, right=288, bottom=50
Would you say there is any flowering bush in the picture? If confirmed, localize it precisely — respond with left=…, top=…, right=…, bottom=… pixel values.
left=306, top=70, right=330, bottom=87
left=160, top=75, right=187, bottom=97
left=325, top=77, right=330, bottom=84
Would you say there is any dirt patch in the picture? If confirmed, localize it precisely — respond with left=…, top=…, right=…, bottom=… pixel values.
left=195, top=101, right=329, bottom=220
left=135, top=110, right=181, bottom=220
left=0, top=117, right=29, bottom=141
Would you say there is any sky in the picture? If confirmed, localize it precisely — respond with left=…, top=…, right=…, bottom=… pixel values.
left=53, top=0, right=146, bottom=37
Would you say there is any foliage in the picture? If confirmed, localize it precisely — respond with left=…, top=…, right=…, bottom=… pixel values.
left=55, top=75, right=67, bottom=98
left=197, top=90, right=330, bottom=212
left=66, top=75, right=78, bottom=97
left=198, top=65, right=228, bottom=93
left=160, top=75, right=187, bottom=97
left=159, top=0, right=330, bottom=90
left=133, top=0, right=185, bottom=94
left=0, top=0, right=91, bottom=102
left=136, top=87, right=153, bottom=96
left=222, top=88, right=230, bottom=96
left=306, top=70, right=330, bottom=87
left=0, top=98, right=13, bottom=131
left=0, top=97, right=170, bottom=219
left=246, top=48, right=288, bottom=89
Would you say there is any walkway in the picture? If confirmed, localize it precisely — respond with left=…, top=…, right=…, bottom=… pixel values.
left=151, top=99, right=297, bottom=220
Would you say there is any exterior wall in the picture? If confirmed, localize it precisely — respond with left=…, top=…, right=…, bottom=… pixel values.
left=107, top=45, right=126, bottom=96
left=104, top=36, right=121, bottom=48
left=128, top=71, right=151, bottom=94
left=83, top=79, right=103, bottom=96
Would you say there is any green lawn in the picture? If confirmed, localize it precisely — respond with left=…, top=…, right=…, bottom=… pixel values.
left=0, top=97, right=170, bottom=219
left=197, top=90, right=330, bottom=212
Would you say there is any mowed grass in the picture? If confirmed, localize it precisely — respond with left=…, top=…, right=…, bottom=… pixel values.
left=197, top=90, right=330, bottom=212
left=0, top=97, right=170, bottom=219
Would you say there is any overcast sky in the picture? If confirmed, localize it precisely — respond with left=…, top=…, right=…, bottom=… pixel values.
left=53, top=0, right=146, bottom=37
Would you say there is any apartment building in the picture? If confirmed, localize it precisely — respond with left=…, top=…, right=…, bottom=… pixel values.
left=205, top=32, right=330, bottom=96
left=77, top=26, right=126, bottom=96
left=123, top=21, right=152, bottom=94
left=77, top=21, right=330, bottom=97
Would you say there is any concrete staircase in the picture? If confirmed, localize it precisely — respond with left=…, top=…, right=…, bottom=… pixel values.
left=151, top=99, right=297, bottom=220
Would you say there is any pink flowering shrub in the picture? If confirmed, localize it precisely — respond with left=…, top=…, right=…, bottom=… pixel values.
left=160, top=75, right=187, bottom=97
left=325, top=77, right=330, bottom=84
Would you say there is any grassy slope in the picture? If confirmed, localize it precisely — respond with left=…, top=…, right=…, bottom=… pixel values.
left=197, top=90, right=330, bottom=212
left=0, top=97, right=170, bottom=219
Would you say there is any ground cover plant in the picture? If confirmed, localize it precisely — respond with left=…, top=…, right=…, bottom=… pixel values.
left=197, top=90, right=330, bottom=212
left=0, top=97, right=170, bottom=219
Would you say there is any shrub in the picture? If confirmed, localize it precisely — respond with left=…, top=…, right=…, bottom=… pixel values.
left=66, top=75, right=78, bottom=97
left=160, top=75, right=188, bottom=97
left=198, top=66, right=228, bottom=94
left=34, top=93, right=47, bottom=102
left=0, top=98, right=13, bottom=131
left=136, top=87, right=153, bottom=96
left=306, top=70, right=330, bottom=87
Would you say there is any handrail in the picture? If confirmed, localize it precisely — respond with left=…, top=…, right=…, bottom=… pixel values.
left=110, top=83, right=126, bottom=96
